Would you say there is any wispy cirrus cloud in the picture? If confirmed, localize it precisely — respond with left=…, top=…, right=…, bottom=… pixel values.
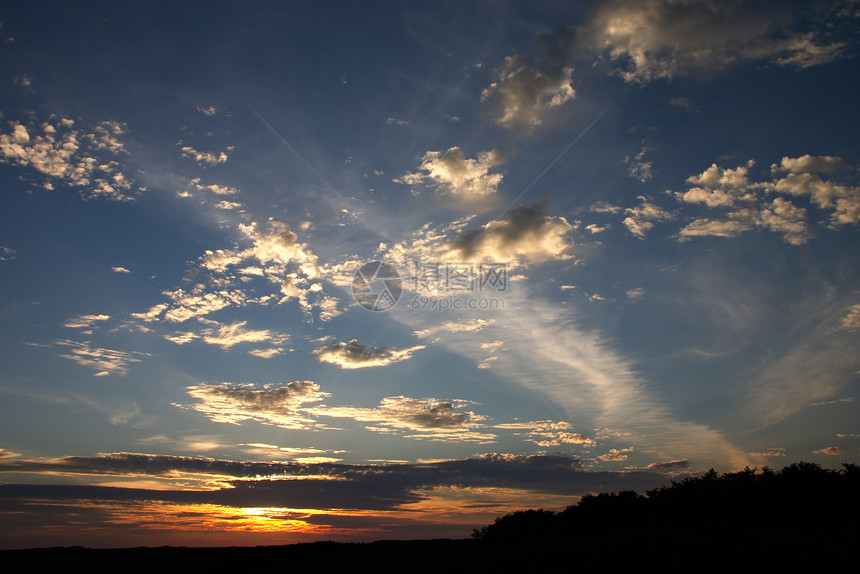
left=63, top=314, right=110, bottom=330
left=55, top=339, right=149, bottom=376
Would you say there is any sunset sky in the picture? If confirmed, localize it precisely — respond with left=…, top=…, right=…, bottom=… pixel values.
left=1, top=0, right=858, bottom=549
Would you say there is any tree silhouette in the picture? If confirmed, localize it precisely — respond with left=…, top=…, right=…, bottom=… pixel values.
left=472, top=462, right=860, bottom=543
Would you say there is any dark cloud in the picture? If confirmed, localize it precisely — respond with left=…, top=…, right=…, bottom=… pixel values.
left=0, top=452, right=680, bottom=511
left=446, top=204, right=573, bottom=264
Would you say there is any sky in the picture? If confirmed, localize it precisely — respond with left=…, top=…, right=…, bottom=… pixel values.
left=0, top=0, right=858, bottom=549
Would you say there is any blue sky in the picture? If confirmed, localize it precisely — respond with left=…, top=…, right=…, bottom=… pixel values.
left=1, top=0, right=858, bottom=548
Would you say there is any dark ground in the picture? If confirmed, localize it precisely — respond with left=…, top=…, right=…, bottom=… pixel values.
left=2, top=524, right=856, bottom=572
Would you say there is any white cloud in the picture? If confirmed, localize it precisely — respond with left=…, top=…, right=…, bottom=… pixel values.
left=495, top=420, right=596, bottom=448
left=772, top=154, right=846, bottom=174
left=598, top=447, right=634, bottom=462
left=310, top=396, right=494, bottom=442
left=623, top=196, right=673, bottom=239
left=55, top=339, right=148, bottom=376
left=186, top=177, right=239, bottom=196
left=674, top=161, right=758, bottom=207
left=840, top=304, right=860, bottom=330
left=624, top=145, right=652, bottom=182
left=773, top=171, right=860, bottom=227
left=812, top=446, right=843, bottom=455
left=756, top=197, right=812, bottom=245
left=179, top=144, right=232, bottom=166
left=626, top=288, right=645, bottom=301
left=214, top=200, right=242, bottom=210
left=313, top=339, right=424, bottom=369
left=196, top=105, right=218, bottom=116
left=669, top=156, right=859, bottom=240
left=750, top=448, right=786, bottom=457
left=678, top=218, right=750, bottom=240
left=163, top=331, right=199, bottom=345
left=395, top=147, right=504, bottom=198
left=414, top=319, right=494, bottom=339
left=196, top=318, right=288, bottom=350
left=0, top=116, right=139, bottom=201
left=0, top=245, right=15, bottom=262
left=111, top=266, right=131, bottom=274
left=185, top=381, right=328, bottom=430
left=64, top=314, right=110, bottom=329
left=160, top=288, right=246, bottom=323
left=247, top=347, right=284, bottom=359
left=481, top=55, right=575, bottom=131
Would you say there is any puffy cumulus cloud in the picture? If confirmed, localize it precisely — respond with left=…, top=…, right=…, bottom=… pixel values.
left=494, top=420, right=596, bottom=448
left=583, top=0, right=847, bottom=84
left=812, top=446, right=843, bottom=455
left=772, top=155, right=846, bottom=174
left=55, top=339, right=148, bottom=376
left=444, top=204, right=574, bottom=264
left=312, top=339, right=424, bottom=369
left=184, top=381, right=329, bottom=430
left=481, top=55, right=575, bottom=132
left=239, top=220, right=319, bottom=276
left=311, top=396, right=494, bottom=442
left=841, top=304, right=860, bottom=330
left=111, top=266, right=130, bottom=274
left=0, top=115, right=139, bottom=200
left=756, top=197, right=812, bottom=245
left=772, top=171, right=860, bottom=228
left=623, top=196, right=674, bottom=239
left=395, top=147, right=505, bottom=198
left=669, top=156, right=859, bottom=242
left=674, top=161, right=758, bottom=208
left=179, top=143, right=232, bottom=166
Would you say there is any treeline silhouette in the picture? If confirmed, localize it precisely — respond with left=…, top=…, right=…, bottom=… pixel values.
left=472, top=462, right=860, bottom=543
